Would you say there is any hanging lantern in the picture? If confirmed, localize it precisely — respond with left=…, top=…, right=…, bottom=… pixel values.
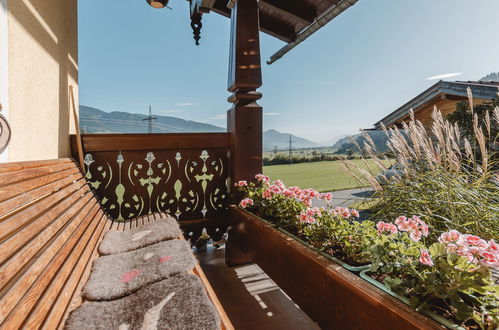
left=146, top=0, right=169, bottom=9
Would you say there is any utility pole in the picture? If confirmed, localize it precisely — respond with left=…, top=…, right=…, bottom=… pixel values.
left=287, top=134, right=294, bottom=164
left=142, top=105, right=157, bottom=134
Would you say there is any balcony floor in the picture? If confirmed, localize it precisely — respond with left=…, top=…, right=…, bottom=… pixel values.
left=197, top=245, right=320, bottom=330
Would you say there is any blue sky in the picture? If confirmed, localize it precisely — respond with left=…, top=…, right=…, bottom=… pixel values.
left=79, top=0, right=499, bottom=143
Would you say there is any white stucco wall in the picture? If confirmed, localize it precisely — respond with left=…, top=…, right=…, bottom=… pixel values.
left=7, top=0, right=78, bottom=162
left=0, top=0, right=9, bottom=163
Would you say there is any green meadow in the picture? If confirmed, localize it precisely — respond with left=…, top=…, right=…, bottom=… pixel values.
left=263, top=159, right=391, bottom=192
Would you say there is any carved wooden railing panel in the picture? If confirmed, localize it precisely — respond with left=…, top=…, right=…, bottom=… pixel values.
left=70, top=133, right=230, bottom=241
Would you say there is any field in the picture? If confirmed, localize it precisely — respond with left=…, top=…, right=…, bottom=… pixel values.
left=263, top=159, right=391, bottom=192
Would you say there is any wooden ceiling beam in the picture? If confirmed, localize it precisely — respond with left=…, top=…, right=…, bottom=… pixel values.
left=259, top=13, right=296, bottom=42
left=212, top=0, right=296, bottom=42
left=211, top=0, right=231, bottom=17
left=259, top=0, right=316, bottom=26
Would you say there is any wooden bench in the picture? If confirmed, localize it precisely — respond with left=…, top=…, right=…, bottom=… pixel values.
left=0, top=158, right=232, bottom=329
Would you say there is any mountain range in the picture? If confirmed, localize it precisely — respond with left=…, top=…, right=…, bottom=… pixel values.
left=331, top=130, right=390, bottom=154
left=79, top=105, right=224, bottom=133
left=79, top=105, right=323, bottom=150
left=262, top=129, right=322, bottom=150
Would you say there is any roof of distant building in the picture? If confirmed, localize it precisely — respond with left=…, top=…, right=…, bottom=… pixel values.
left=373, top=80, right=499, bottom=129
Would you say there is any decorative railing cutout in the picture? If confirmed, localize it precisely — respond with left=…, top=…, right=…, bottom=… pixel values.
left=84, top=148, right=230, bottom=221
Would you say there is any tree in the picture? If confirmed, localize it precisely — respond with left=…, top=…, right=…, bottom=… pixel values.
left=447, top=99, right=499, bottom=144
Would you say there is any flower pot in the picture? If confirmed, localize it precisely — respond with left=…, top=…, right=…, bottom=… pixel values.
left=360, top=270, right=465, bottom=330
left=195, top=239, right=209, bottom=252
left=227, top=206, right=442, bottom=330
left=278, top=226, right=370, bottom=273
left=237, top=207, right=276, bottom=227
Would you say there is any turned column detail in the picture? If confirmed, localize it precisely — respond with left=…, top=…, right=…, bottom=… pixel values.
left=227, top=0, right=263, bottom=189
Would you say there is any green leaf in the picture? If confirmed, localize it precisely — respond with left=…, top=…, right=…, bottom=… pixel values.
left=429, top=243, right=446, bottom=258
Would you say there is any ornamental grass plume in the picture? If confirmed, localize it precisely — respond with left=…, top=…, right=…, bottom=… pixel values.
left=344, top=93, right=499, bottom=240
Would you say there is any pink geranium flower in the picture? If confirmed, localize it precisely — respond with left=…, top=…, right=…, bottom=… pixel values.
left=350, top=209, right=360, bottom=218
left=409, top=231, right=422, bottom=242
left=394, top=216, right=407, bottom=226
left=255, top=174, right=270, bottom=184
left=320, top=192, right=332, bottom=202
left=460, top=234, right=488, bottom=249
left=438, top=230, right=461, bottom=244
left=298, top=213, right=308, bottom=223
left=273, top=179, right=286, bottom=189
left=262, top=189, right=272, bottom=200
left=268, top=184, right=282, bottom=194
left=332, top=207, right=352, bottom=218
left=239, top=198, right=254, bottom=208
left=419, top=249, right=434, bottom=266
left=376, top=221, right=398, bottom=235
left=395, top=215, right=428, bottom=241
left=235, top=180, right=247, bottom=187
left=488, top=240, right=498, bottom=253
left=479, top=252, right=499, bottom=268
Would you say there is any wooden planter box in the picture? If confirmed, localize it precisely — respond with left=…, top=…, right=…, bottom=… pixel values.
left=226, top=206, right=444, bottom=330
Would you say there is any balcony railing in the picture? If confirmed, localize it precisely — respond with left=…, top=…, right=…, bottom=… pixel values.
left=70, top=132, right=231, bottom=241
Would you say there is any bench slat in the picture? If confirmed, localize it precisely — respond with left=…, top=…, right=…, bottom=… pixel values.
left=0, top=158, right=72, bottom=174
left=52, top=213, right=111, bottom=330
left=0, top=204, right=99, bottom=329
left=25, top=210, right=107, bottom=329
left=0, top=178, right=87, bottom=242
left=130, top=216, right=137, bottom=230
left=0, top=167, right=81, bottom=204
left=0, top=192, right=95, bottom=289
left=0, top=203, right=101, bottom=327
left=0, top=162, right=77, bottom=186
left=110, top=220, right=119, bottom=231
left=0, top=185, right=91, bottom=265
left=0, top=172, right=83, bottom=218
left=116, top=221, right=123, bottom=231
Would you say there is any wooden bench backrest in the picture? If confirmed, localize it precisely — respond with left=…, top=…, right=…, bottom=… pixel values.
left=0, top=158, right=112, bottom=329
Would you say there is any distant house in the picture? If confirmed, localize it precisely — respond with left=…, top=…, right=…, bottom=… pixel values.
left=374, top=80, right=499, bottom=130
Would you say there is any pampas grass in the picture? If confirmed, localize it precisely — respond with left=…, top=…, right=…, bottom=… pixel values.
left=345, top=97, right=499, bottom=240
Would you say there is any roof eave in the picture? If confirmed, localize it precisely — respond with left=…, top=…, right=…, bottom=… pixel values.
left=374, top=81, right=499, bottom=128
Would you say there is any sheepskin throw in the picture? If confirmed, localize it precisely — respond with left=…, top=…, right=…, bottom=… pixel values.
left=66, top=273, right=220, bottom=330
left=84, top=239, right=196, bottom=301
left=99, top=217, right=183, bottom=256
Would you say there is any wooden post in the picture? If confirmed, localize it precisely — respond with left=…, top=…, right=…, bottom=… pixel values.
left=227, top=0, right=263, bottom=187
left=226, top=0, right=262, bottom=267
left=69, top=86, right=85, bottom=173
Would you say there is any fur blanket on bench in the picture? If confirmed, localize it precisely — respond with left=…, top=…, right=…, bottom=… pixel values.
left=66, top=273, right=220, bottom=330
left=84, top=239, right=196, bottom=301
left=99, top=217, right=183, bottom=255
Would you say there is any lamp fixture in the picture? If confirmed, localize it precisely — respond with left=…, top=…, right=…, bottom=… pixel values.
left=146, top=0, right=169, bottom=9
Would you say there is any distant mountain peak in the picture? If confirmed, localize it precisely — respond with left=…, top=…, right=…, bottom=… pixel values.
left=263, top=129, right=321, bottom=150
left=479, top=72, right=499, bottom=82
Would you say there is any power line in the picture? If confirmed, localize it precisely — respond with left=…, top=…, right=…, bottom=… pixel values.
left=142, top=105, right=157, bottom=133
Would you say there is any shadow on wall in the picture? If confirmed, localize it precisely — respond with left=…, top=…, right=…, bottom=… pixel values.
left=8, top=0, right=78, bottom=160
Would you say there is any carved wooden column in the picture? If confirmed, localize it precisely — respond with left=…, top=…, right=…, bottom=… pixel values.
left=226, top=0, right=262, bottom=266
left=227, top=0, right=263, bottom=188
